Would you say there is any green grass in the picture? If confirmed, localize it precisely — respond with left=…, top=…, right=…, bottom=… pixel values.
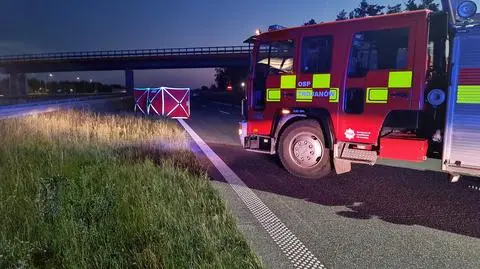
left=0, top=110, right=263, bottom=269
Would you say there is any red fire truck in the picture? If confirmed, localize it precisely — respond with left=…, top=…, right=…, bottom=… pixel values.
left=239, top=0, right=480, bottom=181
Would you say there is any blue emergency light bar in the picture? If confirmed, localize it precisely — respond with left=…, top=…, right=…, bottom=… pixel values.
left=268, top=25, right=287, bottom=32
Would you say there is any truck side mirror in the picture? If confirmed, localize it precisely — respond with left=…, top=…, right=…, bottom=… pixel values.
left=241, top=98, right=246, bottom=117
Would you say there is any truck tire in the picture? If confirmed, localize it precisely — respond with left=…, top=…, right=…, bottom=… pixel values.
left=278, top=119, right=331, bottom=179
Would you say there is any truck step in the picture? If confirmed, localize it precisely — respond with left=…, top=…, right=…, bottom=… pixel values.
left=338, top=144, right=378, bottom=164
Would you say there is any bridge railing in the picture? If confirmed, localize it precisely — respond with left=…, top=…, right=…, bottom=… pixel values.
left=0, top=45, right=253, bottom=63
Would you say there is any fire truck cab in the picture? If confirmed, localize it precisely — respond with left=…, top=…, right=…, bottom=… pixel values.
left=239, top=1, right=480, bottom=180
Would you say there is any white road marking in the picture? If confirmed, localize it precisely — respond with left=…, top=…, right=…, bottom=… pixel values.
left=212, top=101, right=233, bottom=107
left=219, top=110, right=230, bottom=115
left=178, top=119, right=326, bottom=269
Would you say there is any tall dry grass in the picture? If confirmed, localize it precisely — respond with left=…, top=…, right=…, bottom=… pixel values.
left=2, top=109, right=188, bottom=150
left=0, top=110, right=262, bottom=269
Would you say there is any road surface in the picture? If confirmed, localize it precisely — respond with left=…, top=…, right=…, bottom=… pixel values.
left=185, top=96, right=480, bottom=269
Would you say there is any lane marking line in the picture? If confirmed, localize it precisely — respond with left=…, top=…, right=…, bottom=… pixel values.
left=219, top=110, right=231, bottom=115
left=212, top=101, right=233, bottom=107
left=178, top=119, right=326, bottom=269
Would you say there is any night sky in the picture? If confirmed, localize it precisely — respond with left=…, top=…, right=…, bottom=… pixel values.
left=1, top=0, right=417, bottom=87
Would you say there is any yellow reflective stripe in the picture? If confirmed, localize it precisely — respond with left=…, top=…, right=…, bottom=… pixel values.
left=281, top=75, right=296, bottom=89
left=457, top=85, right=480, bottom=104
left=313, top=74, right=331, bottom=88
left=329, top=88, right=339, bottom=103
left=366, top=88, right=388, bottom=103
left=266, top=88, right=281, bottom=102
left=296, top=88, right=313, bottom=102
left=388, top=71, right=412, bottom=88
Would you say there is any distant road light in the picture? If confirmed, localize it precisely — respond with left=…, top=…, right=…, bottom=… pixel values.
left=49, top=73, right=53, bottom=77
left=241, top=82, right=245, bottom=87
left=89, top=79, right=93, bottom=83
left=255, top=29, right=261, bottom=35
left=76, top=77, right=80, bottom=80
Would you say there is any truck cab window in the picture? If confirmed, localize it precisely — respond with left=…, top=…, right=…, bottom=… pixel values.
left=348, top=28, right=409, bottom=77
left=344, top=88, right=365, bottom=114
left=301, top=36, right=332, bottom=73
left=256, top=40, right=295, bottom=75
left=253, top=40, right=295, bottom=110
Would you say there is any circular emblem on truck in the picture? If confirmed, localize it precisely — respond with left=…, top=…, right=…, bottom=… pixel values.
left=344, top=128, right=355, bottom=140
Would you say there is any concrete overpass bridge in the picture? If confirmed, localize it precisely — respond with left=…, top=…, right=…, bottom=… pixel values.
left=0, top=45, right=252, bottom=96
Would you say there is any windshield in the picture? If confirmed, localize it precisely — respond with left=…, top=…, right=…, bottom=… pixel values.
left=256, top=40, right=295, bottom=75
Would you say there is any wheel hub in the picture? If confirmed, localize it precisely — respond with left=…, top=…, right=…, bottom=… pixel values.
left=290, top=133, right=323, bottom=168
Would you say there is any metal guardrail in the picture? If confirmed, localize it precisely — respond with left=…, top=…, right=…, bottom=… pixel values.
left=0, top=46, right=253, bottom=63
left=0, top=95, right=130, bottom=120
left=0, top=94, right=127, bottom=109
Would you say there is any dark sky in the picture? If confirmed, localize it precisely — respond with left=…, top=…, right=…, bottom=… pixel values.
left=1, top=0, right=414, bottom=87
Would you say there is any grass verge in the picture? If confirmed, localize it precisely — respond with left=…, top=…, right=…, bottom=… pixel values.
left=0, top=110, right=262, bottom=269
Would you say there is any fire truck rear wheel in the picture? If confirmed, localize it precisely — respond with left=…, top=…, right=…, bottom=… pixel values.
left=278, top=119, right=331, bottom=179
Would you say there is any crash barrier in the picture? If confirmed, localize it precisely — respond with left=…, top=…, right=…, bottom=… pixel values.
left=134, top=87, right=190, bottom=119
left=1, top=94, right=123, bottom=110
left=0, top=96, right=130, bottom=120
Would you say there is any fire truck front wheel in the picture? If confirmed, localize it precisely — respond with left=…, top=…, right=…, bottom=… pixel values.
left=278, top=120, right=331, bottom=179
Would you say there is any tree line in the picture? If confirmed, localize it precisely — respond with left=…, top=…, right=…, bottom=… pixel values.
left=213, top=0, right=440, bottom=92
left=306, top=0, right=439, bottom=24
left=336, top=0, right=438, bottom=21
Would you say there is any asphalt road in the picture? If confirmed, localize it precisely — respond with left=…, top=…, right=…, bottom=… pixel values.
left=186, top=96, right=480, bottom=269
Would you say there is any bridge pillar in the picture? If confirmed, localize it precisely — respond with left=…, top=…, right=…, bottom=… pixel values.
left=125, top=70, right=134, bottom=94
left=8, top=73, right=27, bottom=96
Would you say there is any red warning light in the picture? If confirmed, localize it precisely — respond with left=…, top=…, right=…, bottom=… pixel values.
left=227, top=85, right=233, bottom=91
